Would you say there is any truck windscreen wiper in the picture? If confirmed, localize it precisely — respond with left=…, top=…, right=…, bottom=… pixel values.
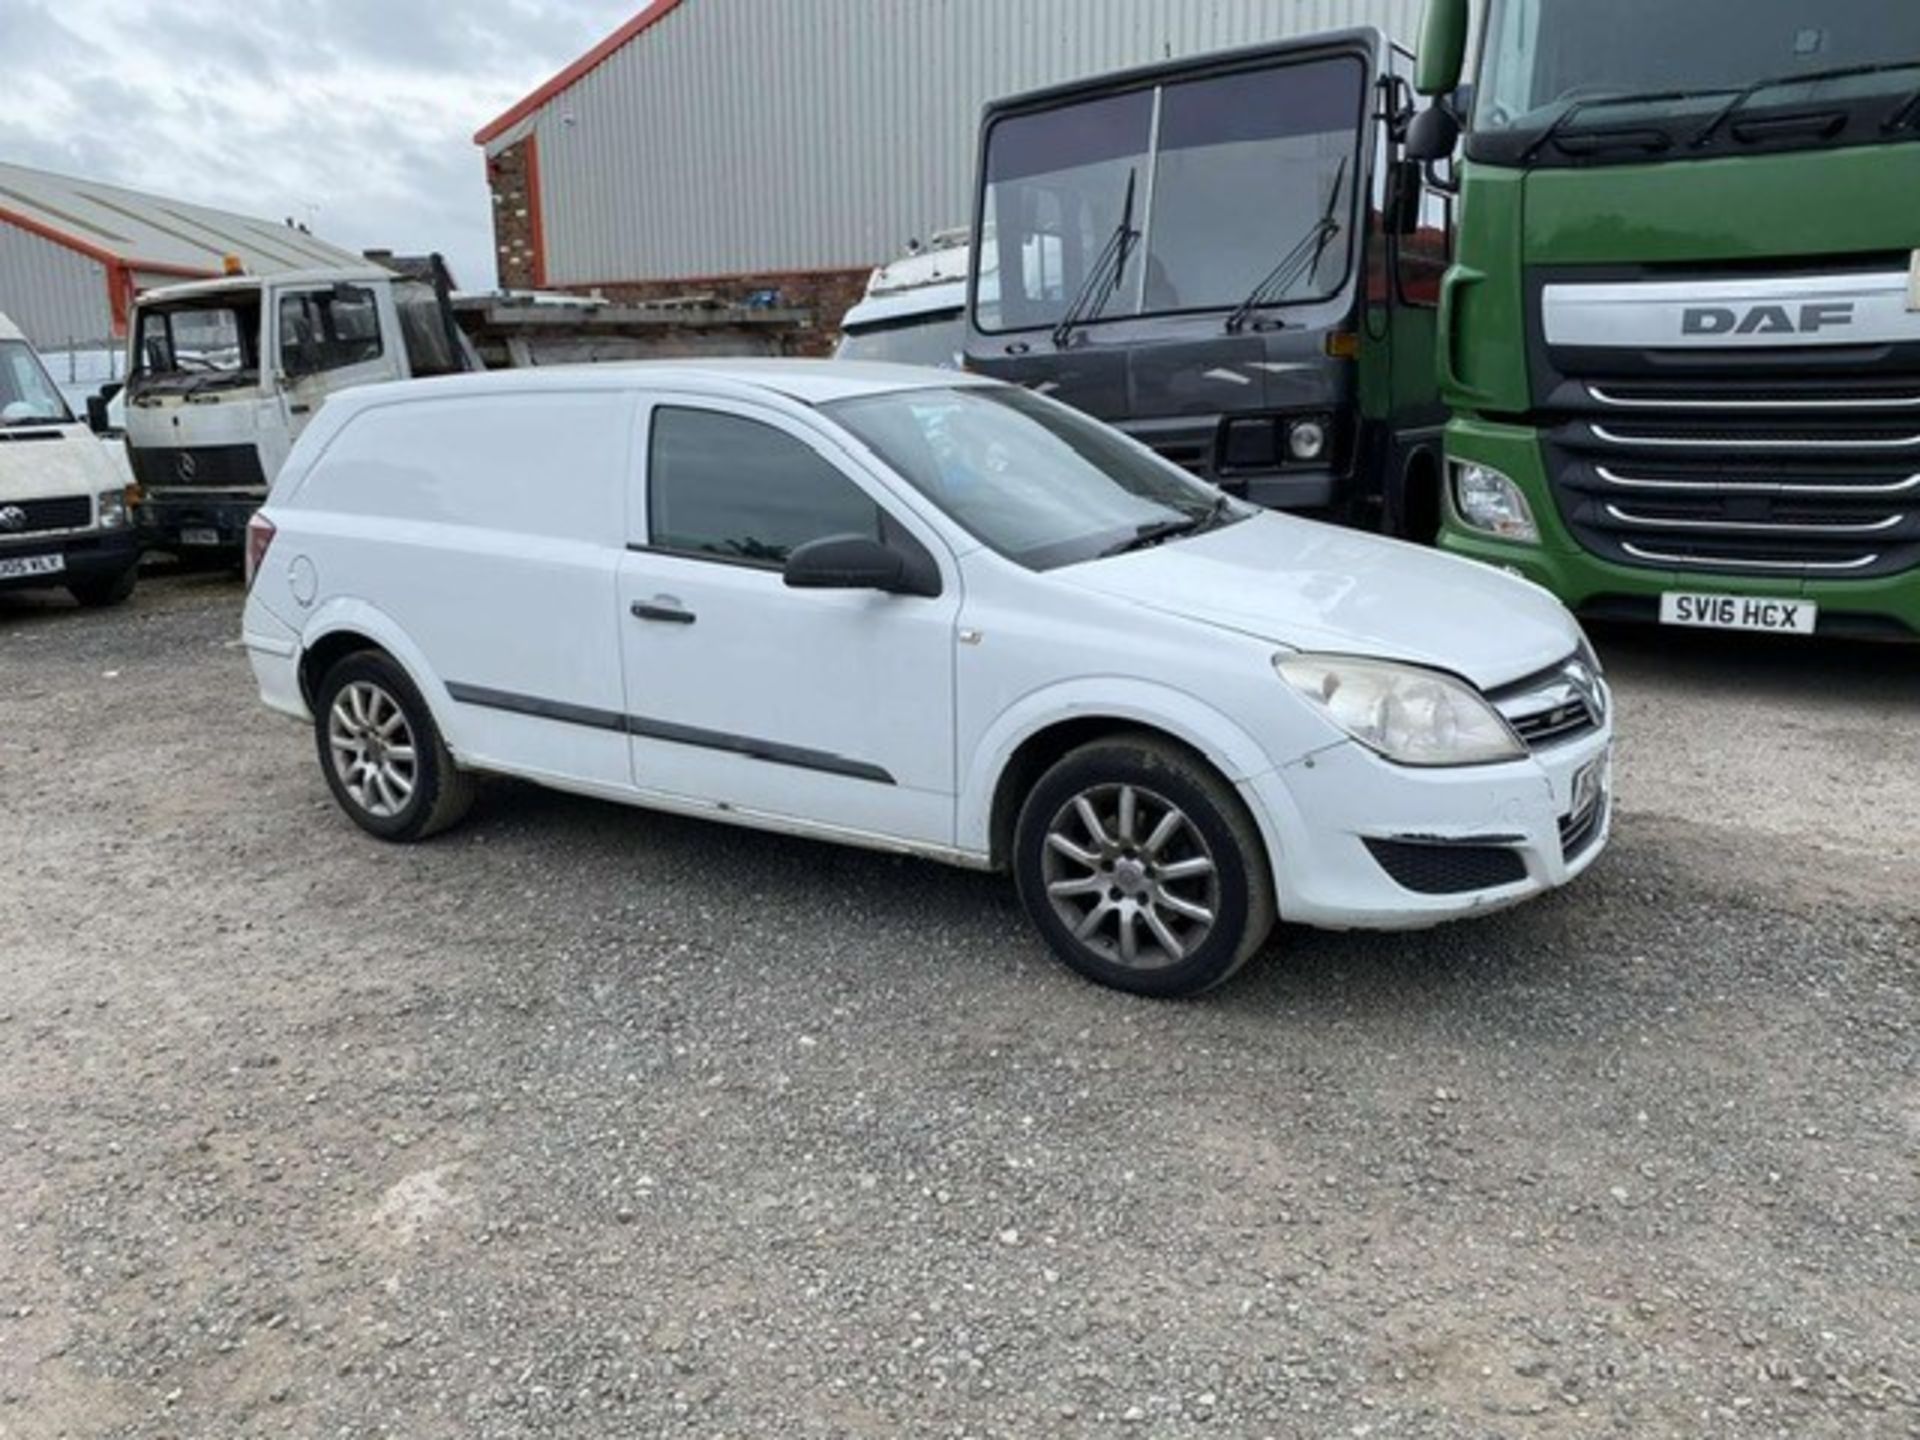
left=1050, top=169, right=1139, bottom=350
left=1224, top=158, right=1348, bottom=335
left=1517, top=90, right=1691, bottom=162
left=1688, top=60, right=1920, bottom=148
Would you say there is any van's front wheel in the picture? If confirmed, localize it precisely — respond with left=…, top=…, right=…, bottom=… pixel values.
left=313, top=652, right=473, bottom=842
left=1013, top=736, right=1275, bottom=998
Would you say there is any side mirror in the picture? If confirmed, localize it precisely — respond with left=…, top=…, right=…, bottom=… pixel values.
left=783, top=534, right=912, bottom=593
left=1406, top=105, right=1462, bottom=163
left=1384, top=159, right=1424, bottom=235
left=1415, top=0, right=1470, bottom=96
left=86, top=392, right=112, bottom=434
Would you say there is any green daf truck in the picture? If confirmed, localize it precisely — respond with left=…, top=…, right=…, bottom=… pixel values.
left=1408, top=0, right=1920, bottom=639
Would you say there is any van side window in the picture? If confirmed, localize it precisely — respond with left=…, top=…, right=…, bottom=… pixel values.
left=279, top=286, right=383, bottom=376
left=647, top=407, right=880, bottom=566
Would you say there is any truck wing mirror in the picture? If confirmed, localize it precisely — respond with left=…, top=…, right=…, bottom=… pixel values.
left=1406, top=105, right=1462, bottom=164
left=1415, top=0, right=1469, bottom=96
left=86, top=392, right=112, bottom=434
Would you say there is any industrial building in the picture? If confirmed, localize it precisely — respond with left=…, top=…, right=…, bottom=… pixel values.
left=476, top=0, right=1428, bottom=338
left=0, top=161, right=363, bottom=352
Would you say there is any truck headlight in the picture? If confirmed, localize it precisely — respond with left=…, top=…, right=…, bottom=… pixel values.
left=1275, top=654, right=1526, bottom=767
left=97, top=488, right=130, bottom=529
left=1451, top=461, right=1538, bottom=543
left=1286, top=418, right=1329, bottom=462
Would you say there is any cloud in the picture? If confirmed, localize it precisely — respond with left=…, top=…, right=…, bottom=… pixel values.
left=0, top=0, right=639, bottom=288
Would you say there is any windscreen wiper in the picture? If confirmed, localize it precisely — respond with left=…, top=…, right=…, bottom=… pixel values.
left=1689, top=60, right=1920, bottom=148
left=1050, top=169, right=1139, bottom=350
left=1100, top=512, right=1204, bottom=557
left=1224, top=158, right=1348, bottom=335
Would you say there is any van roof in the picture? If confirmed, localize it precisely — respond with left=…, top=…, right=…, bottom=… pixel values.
left=325, top=358, right=996, bottom=416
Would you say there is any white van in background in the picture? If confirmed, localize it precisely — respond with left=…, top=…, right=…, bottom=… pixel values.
left=836, top=232, right=969, bottom=369
left=0, top=312, right=141, bottom=607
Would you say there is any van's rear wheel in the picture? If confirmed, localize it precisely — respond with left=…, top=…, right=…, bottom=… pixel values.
left=1013, top=736, right=1275, bottom=998
left=313, top=651, right=473, bottom=842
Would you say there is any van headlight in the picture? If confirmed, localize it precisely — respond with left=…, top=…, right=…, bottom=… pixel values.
left=1451, top=461, right=1538, bottom=543
left=1275, top=654, right=1525, bottom=767
left=97, top=488, right=130, bottom=529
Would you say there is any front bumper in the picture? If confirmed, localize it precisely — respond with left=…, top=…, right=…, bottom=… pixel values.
left=0, top=526, right=141, bottom=594
left=137, top=489, right=266, bottom=553
left=1240, top=720, right=1613, bottom=931
left=1438, top=418, right=1920, bottom=639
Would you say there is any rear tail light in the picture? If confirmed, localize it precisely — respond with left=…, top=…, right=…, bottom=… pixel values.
left=244, top=511, right=276, bottom=589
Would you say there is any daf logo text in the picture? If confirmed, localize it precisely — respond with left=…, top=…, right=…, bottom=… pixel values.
left=1680, top=301, right=1857, bottom=338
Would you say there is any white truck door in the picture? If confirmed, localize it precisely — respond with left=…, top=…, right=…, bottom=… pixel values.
left=271, top=281, right=406, bottom=442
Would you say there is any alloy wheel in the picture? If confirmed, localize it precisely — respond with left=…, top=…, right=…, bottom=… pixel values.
left=327, top=680, right=418, bottom=819
left=1040, top=782, right=1220, bottom=970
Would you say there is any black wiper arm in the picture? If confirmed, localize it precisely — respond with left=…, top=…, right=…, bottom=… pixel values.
left=1051, top=168, right=1139, bottom=350
left=1225, top=157, right=1348, bottom=335
left=1100, top=512, right=1204, bottom=557
left=1690, top=60, right=1920, bottom=148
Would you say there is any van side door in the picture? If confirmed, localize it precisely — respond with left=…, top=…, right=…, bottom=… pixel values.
left=272, top=282, right=405, bottom=441
left=616, top=396, right=962, bottom=849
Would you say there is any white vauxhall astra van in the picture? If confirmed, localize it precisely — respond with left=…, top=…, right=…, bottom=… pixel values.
left=242, top=361, right=1611, bottom=997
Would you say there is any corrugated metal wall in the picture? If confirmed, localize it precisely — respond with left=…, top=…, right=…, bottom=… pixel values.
left=527, top=0, right=1427, bottom=284
left=0, top=221, right=112, bottom=351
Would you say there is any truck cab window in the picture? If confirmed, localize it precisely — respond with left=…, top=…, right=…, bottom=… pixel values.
left=279, top=286, right=383, bottom=376
left=976, top=89, right=1153, bottom=333
left=130, top=301, right=260, bottom=394
left=1145, top=58, right=1364, bottom=315
left=647, top=408, right=880, bottom=566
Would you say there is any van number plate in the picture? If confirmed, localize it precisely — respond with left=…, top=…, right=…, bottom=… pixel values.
left=0, top=553, right=64, bottom=580
left=180, top=528, right=222, bottom=547
left=1659, top=592, right=1817, bottom=634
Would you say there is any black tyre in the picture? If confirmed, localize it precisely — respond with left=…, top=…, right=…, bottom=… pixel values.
left=312, top=651, right=474, bottom=842
left=1013, top=734, right=1276, bottom=998
left=67, top=565, right=138, bottom=608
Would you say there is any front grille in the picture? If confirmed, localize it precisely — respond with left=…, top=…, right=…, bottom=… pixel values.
left=132, top=444, right=267, bottom=491
left=1364, top=838, right=1528, bottom=895
left=0, top=494, right=92, bottom=536
left=1542, top=377, right=1920, bottom=579
left=1488, top=653, right=1607, bottom=752
left=1560, top=793, right=1608, bottom=863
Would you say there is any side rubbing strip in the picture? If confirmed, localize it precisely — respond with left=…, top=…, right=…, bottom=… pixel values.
left=445, top=682, right=896, bottom=785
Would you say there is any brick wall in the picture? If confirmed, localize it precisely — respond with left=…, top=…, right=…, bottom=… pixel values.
left=486, top=139, right=540, bottom=291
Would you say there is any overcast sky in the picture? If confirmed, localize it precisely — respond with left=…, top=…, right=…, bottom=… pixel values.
left=0, top=0, right=637, bottom=290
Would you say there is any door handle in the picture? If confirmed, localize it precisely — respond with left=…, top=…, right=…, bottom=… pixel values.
left=631, top=600, right=695, bottom=624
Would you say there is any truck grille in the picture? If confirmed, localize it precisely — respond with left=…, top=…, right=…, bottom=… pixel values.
left=132, top=444, right=267, bottom=491
left=1542, top=379, right=1920, bottom=579
left=0, top=494, right=92, bottom=537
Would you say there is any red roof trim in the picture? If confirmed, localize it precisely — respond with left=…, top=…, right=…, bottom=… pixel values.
left=0, top=204, right=218, bottom=283
left=474, top=0, right=688, bottom=146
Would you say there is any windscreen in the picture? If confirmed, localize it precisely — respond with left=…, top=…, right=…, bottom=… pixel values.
left=827, top=384, right=1239, bottom=571
left=0, top=340, right=74, bottom=425
left=131, top=297, right=262, bottom=394
left=1477, top=0, right=1920, bottom=133
left=976, top=55, right=1366, bottom=333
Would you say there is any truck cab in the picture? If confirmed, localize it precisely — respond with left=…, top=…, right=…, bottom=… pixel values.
left=124, top=267, right=470, bottom=552
left=1413, top=0, right=1920, bottom=640
left=965, top=29, right=1451, bottom=536
left=0, top=311, right=142, bottom=607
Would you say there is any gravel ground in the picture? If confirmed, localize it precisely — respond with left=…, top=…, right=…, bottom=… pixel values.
left=2, top=569, right=1916, bottom=1439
